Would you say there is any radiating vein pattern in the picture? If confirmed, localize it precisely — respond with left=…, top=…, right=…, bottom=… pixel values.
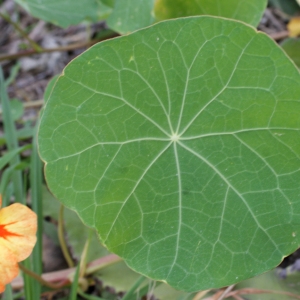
left=38, top=17, right=300, bottom=291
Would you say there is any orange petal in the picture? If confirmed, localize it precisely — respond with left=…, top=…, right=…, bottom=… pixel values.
left=0, top=203, right=37, bottom=262
left=0, top=243, right=19, bottom=293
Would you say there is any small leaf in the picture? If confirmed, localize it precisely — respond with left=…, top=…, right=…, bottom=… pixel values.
left=281, top=38, right=300, bottom=68
left=14, top=0, right=104, bottom=28
left=39, top=17, right=300, bottom=291
left=107, top=0, right=155, bottom=34
left=269, top=0, right=300, bottom=16
left=101, top=0, right=115, bottom=8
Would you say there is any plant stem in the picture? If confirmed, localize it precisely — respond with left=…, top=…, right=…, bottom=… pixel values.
left=69, top=264, right=80, bottom=300
left=0, top=12, right=43, bottom=52
left=122, top=276, right=146, bottom=300
left=85, top=255, right=122, bottom=275
left=0, top=32, right=118, bottom=62
left=217, top=285, right=235, bottom=300
left=12, top=255, right=121, bottom=290
left=58, top=204, right=75, bottom=268
left=79, top=230, right=92, bottom=278
left=19, top=263, right=69, bottom=289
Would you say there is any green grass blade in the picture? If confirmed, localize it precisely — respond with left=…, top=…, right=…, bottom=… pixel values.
left=0, top=163, right=21, bottom=201
left=137, top=280, right=162, bottom=298
left=0, top=145, right=31, bottom=170
left=30, top=124, right=43, bottom=299
left=69, top=264, right=81, bottom=300
left=77, top=290, right=106, bottom=300
left=2, top=284, right=13, bottom=300
left=0, top=66, right=23, bottom=203
left=22, top=259, right=33, bottom=300
left=122, top=276, right=146, bottom=300
left=5, top=62, right=20, bottom=87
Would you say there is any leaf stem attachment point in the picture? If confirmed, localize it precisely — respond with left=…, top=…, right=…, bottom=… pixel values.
left=170, top=133, right=180, bottom=142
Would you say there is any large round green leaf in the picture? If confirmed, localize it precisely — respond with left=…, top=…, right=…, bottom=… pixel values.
left=38, top=17, right=300, bottom=291
left=15, top=0, right=110, bottom=28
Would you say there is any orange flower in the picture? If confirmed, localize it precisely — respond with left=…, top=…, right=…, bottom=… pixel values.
left=0, top=195, right=37, bottom=292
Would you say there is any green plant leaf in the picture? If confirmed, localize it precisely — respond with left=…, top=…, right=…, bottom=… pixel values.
left=9, top=98, right=24, bottom=121
left=107, top=0, right=267, bottom=34
left=281, top=38, right=300, bottom=68
left=14, top=0, right=106, bottom=28
left=100, top=0, right=114, bottom=8
left=155, top=0, right=267, bottom=27
left=235, top=269, right=300, bottom=299
left=95, top=259, right=195, bottom=299
left=269, top=0, right=300, bottom=16
left=107, top=0, right=155, bottom=34
left=44, top=75, right=60, bottom=103
left=38, top=16, right=300, bottom=291
left=42, top=186, right=109, bottom=261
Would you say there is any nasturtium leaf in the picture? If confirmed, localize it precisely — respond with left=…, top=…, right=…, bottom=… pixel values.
left=100, top=0, right=115, bottom=8
left=14, top=0, right=107, bottom=28
left=107, top=0, right=267, bottom=34
left=270, top=0, right=300, bottom=16
left=107, top=0, right=155, bottom=34
left=281, top=38, right=300, bottom=68
left=154, top=0, right=267, bottom=27
left=44, top=75, right=60, bottom=103
left=38, top=17, right=300, bottom=291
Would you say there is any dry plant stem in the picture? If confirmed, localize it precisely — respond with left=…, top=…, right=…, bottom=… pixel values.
left=228, top=288, right=300, bottom=299
left=0, top=99, right=44, bottom=114
left=269, top=30, right=289, bottom=40
left=12, top=254, right=121, bottom=290
left=192, top=290, right=210, bottom=300
left=203, top=290, right=223, bottom=300
left=0, top=12, right=43, bottom=52
left=231, top=296, right=244, bottom=300
left=85, top=254, right=122, bottom=275
left=0, top=34, right=118, bottom=62
left=18, top=263, right=69, bottom=289
left=0, top=29, right=285, bottom=62
left=217, top=284, right=235, bottom=300
left=23, top=99, right=44, bottom=109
